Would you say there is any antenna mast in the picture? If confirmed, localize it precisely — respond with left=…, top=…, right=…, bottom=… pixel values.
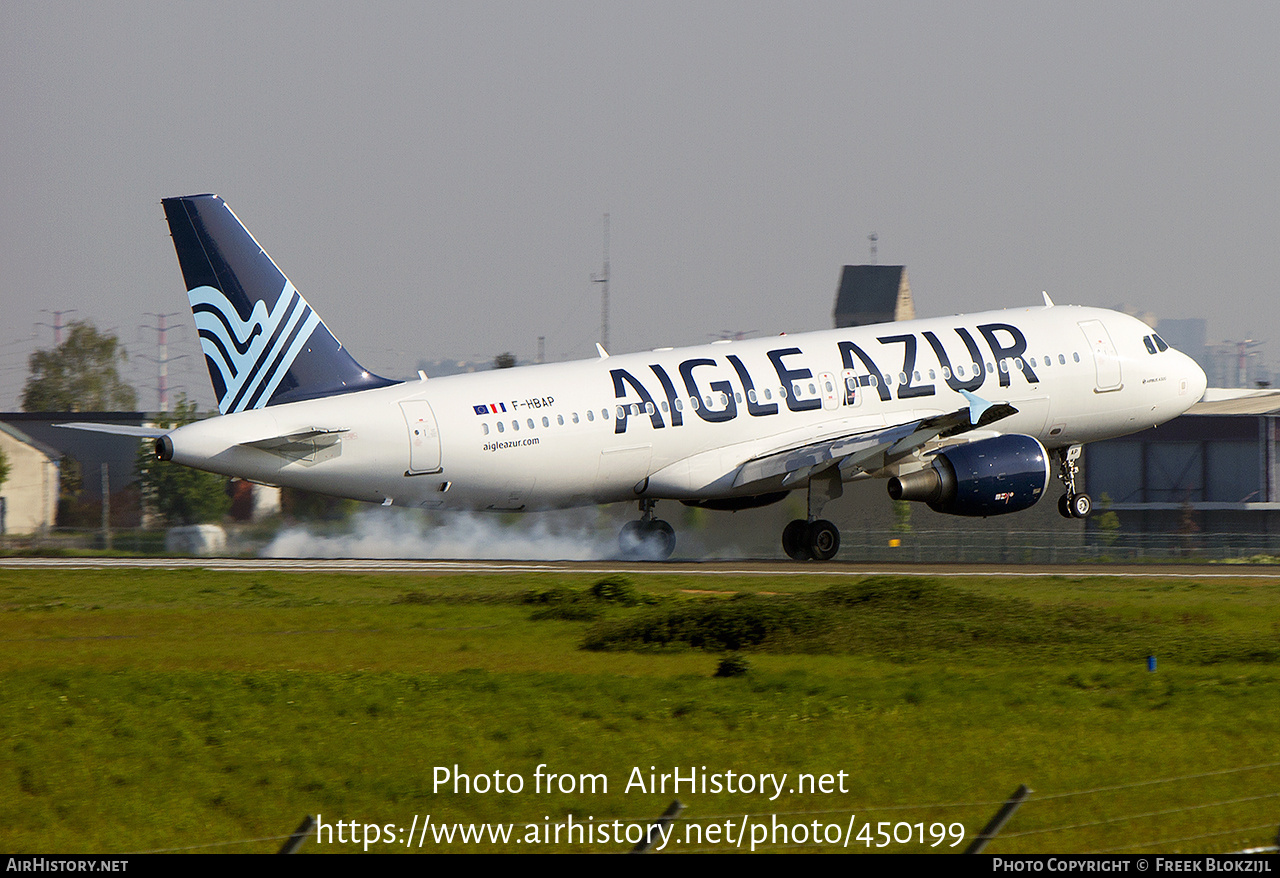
left=592, top=214, right=610, bottom=351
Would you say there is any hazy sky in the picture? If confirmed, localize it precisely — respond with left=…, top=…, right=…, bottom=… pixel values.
left=3, top=1, right=1278, bottom=411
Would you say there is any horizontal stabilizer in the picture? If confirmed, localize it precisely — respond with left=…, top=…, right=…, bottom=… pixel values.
left=240, top=427, right=348, bottom=451
left=239, top=426, right=348, bottom=465
left=57, top=422, right=170, bottom=438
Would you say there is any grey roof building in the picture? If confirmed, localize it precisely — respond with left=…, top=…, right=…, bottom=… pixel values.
left=833, top=265, right=916, bottom=328
left=1083, top=390, right=1280, bottom=546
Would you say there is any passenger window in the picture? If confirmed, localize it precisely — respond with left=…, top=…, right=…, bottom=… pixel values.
left=497, top=421, right=504, bottom=433
left=572, top=412, right=580, bottom=424
left=749, top=389, right=758, bottom=403
left=986, top=362, right=994, bottom=374
left=690, top=396, right=700, bottom=410
left=764, top=388, right=773, bottom=400
left=645, top=402, right=654, bottom=415
left=557, top=414, right=564, bottom=425
left=512, top=420, right=519, bottom=431
left=542, top=416, right=549, bottom=427
left=942, top=366, right=952, bottom=379
left=602, top=409, right=610, bottom=420
left=1073, top=352, right=1081, bottom=363
left=1058, top=354, right=1066, bottom=365
left=587, top=410, right=594, bottom=422
left=808, top=382, right=817, bottom=395
left=675, top=399, right=684, bottom=411
left=527, top=418, right=535, bottom=429
left=482, top=423, right=490, bottom=435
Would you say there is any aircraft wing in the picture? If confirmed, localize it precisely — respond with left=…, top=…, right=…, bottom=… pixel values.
left=732, top=390, right=1018, bottom=490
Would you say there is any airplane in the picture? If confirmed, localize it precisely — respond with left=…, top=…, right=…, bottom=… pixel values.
left=66, top=194, right=1208, bottom=561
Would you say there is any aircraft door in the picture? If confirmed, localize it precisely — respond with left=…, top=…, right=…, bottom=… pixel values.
left=819, top=372, right=840, bottom=411
left=1078, top=320, right=1122, bottom=392
left=400, top=400, right=442, bottom=474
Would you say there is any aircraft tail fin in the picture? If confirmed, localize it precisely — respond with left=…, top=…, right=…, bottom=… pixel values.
left=161, top=194, right=397, bottom=415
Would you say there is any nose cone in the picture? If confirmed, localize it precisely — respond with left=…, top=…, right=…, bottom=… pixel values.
left=1185, top=352, right=1207, bottom=404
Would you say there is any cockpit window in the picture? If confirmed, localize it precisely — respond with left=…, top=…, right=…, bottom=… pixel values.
left=1144, top=336, right=1158, bottom=355
left=1153, top=334, right=1169, bottom=352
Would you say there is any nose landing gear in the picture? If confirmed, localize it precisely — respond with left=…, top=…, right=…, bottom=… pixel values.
left=1054, top=445, right=1092, bottom=519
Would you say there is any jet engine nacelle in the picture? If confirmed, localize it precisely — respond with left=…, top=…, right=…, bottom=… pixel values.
left=886, top=434, right=1050, bottom=517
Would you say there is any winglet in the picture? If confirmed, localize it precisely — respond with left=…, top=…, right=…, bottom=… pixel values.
left=595, top=343, right=610, bottom=359
left=1042, top=290, right=1054, bottom=307
left=959, top=389, right=994, bottom=425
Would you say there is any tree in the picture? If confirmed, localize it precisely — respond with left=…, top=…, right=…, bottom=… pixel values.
left=21, top=321, right=138, bottom=411
left=493, top=352, right=517, bottom=369
left=136, top=397, right=230, bottom=526
left=0, top=445, right=9, bottom=495
left=1094, top=493, right=1121, bottom=548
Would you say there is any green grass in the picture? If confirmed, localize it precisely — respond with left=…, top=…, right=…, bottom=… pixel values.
left=1, top=568, right=1278, bottom=853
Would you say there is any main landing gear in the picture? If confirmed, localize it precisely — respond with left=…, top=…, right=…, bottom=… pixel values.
left=619, top=499, right=676, bottom=560
left=782, top=518, right=840, bottom=562
left=1054, top=444, right=1092, bottom=519
left=782, top=465, right=843, bottom=562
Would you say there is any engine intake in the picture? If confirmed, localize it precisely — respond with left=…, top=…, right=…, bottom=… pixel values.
left=887, top=434, right=1049, bottom=517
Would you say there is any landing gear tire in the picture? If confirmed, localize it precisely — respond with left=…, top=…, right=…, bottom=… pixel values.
left=806, top=519, right=840, bottom=561
left=782, top=519, right=811, bottom=561
left=1070, top=493, right=1092, bottom=519
left=619, top=519, right=676, bottom=560
left=1058, top=492, right=1092, bottom=519
left=648, top=519, right=676, bottom=559
left=782, top=519, right=841, bottom=561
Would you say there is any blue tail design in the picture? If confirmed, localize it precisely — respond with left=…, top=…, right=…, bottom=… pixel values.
left=162, top=194, right=398, bottom=414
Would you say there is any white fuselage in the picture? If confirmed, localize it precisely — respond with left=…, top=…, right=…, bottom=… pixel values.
left=164, top=304, right=1207, bottom=512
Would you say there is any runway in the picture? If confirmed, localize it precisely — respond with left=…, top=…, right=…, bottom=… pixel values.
left=3, top=556, right=1279, bottom=578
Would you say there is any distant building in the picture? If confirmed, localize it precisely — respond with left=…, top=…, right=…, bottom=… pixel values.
left=1084, top=390, right=1280, bottom=544
left=0, top=421, right=59, bottom=534
left=833, top=266, right=915, bottom=328
left=0, top=412, right=150, bottom=503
